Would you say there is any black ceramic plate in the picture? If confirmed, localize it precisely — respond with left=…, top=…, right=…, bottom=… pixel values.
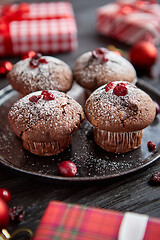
left=0, top=80, right=160, bottom=182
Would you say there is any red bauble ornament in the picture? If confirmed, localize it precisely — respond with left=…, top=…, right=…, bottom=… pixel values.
left=129, top=41, right=158, bottom=69
left=0, top=188, right=11, bottom=203
left=22, top=50, right=36, bottom=60
left=0, top=198, right=9, bottom=230
left=0, top=61, right=13, bottom=76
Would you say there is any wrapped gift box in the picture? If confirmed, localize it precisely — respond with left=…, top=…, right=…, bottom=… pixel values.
left=0, top=2, right=78, bottom=56
left=34, top=200, right=160, bottom=240
left=97, top=0, right=160, bottom=45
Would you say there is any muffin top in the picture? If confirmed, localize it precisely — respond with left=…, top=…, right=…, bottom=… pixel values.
left=74, top=48, right=137, bottom=91
left=7, top=54, right=73, bottom=95
left=85, top=81, right=156, bottom=132
left=8, top=90, right=84, bottom=142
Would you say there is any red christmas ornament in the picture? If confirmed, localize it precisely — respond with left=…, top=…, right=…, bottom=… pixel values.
left=129, top=41, right=158, bottom=69
left=0, top=61, right=13, bottom=76
left=0, top=188, right=11, bottom=203
left=0, top=198, right=9, bottom=230
left=22, top=50, right=36, bottom=60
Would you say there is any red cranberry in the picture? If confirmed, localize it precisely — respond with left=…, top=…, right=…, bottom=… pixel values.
left=41, top=90, right=54, bottom=101
left=58, top=161, right=77, bottom=177
left=147, top=141, right=156, bottom=151
left=113, top=83, right=128, bottom=96
left=105, top=82, right=115, bottom=92
left=39, top=58, right=48, bottom=64
left=154, top=101, right=160, bottom=115
left=30, top=59, right=39, bottom=68
left=0, top=188, right=11, bottom=203
left=150, top=172, right=160, bottom=183
left=92, top=48, right=109, bottom=63
left=9, top=205, right=24, bottom=222
left=41, top=90, right=49, bottom=96
left=29, top=95, right=41, bottom=103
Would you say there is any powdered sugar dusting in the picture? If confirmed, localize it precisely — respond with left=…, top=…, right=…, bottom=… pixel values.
left=7, top=56, right=72, bottom=94
left=8, top=90, right=84, bottom=140
left=74, top=50, right=136, bottom=90
left=85, top=81, right=155, bottom=131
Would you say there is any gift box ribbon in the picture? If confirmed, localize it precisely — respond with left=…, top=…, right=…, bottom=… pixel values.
left=0, top=2, right=75, bottom=55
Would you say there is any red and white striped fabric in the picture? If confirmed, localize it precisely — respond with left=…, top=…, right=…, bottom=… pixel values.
left=0, top=2, right=78, bottom=56
left=97, top=0, right=160, bottom=45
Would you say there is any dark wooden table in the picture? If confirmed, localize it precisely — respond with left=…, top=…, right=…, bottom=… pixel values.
left=1, top=0, right=160, bottom=237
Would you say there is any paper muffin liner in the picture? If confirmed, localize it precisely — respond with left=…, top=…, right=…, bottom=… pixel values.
left=94, top=128, right=143, bottom=153
left=23, top=135, right=72, bottom=156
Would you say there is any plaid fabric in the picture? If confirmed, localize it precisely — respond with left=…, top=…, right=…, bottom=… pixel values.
left=33, top=201, right=160, bottom=240
left=97, top=0, right=160, bottom=45
left=0, top=2, right=77, bottom=56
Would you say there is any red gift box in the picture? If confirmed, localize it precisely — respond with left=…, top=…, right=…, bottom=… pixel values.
left=34, top=200, right=160, bottom=240
left=97, top=0, right=160, bottom=45
left=0, top=2, right=78, bottom=56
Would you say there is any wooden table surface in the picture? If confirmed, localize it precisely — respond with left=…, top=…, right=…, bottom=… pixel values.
left=0, top=0, right=160, bottom=237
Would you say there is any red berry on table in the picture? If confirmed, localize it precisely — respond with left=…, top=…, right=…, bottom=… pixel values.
left=9, top=205, right=25, bottom=222
left=0, top=188, right=11, bottom=203
left=147, top=141, right=156, bottom=151
left=0, top=198, right=9, bottom=230
left=22, top=50, right=36, bottom=59
left=150, top=172, right=160, bottom=183
left=113, top=83, right=128, bottom=96
left=129, top=41, right=158, bottom=69
left=58, top=161, right=77, bottom=177
left=105, top=82, right=115, bottom=92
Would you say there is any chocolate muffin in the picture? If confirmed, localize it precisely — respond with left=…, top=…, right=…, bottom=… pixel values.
left=8, top=90, right=84, bottom=156
left=74, top=48, right=137, bottom=91
left=85, top=81, right=156, bottom=153
left=7, top=53, right=73, bottom=96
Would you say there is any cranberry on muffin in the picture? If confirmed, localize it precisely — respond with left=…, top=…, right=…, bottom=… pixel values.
left=7, top=53, right=73, bottom=96
left=8, top=90, right=84, bottom=156
left=85, top=81, right=156, bottom=153
left=74, top=48, right=137, bottom=92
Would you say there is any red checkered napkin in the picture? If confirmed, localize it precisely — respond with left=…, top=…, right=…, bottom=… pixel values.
left=0, top=2, right=77, bottom=56
left=33, top=201, right=160, bottom=240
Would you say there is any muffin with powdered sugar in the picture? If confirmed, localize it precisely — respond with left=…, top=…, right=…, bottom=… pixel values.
left=85, top=81, right=156, bottom=153
left=74, top=48, right=137, bottom=92
left=7, top=53, right=73, bottom=96
left=8, top=90, right=84, bottom=156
